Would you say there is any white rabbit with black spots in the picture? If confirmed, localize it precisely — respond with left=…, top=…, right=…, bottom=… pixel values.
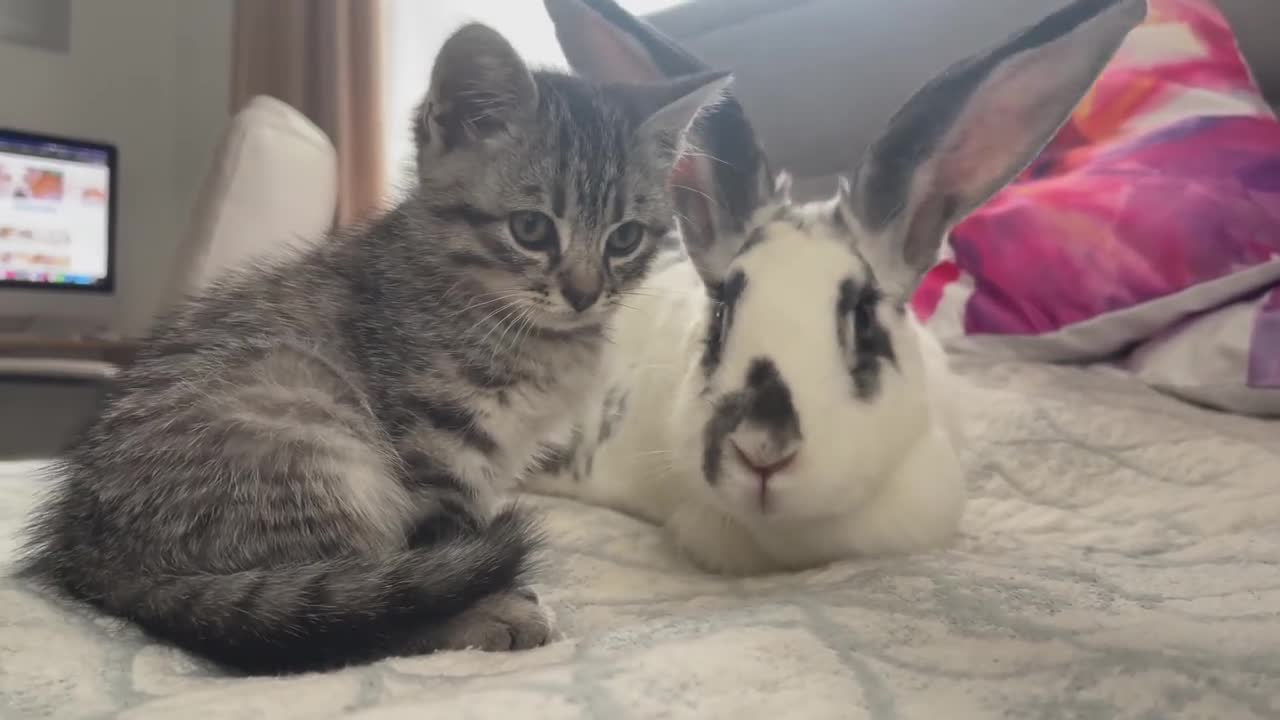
left=526, top=0, right=1146, bottom=575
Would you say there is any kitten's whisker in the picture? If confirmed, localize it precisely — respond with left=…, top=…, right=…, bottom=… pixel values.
left=671, top=183, right=720, bottom=209
left=491, top=304, right=527, bottom=360
left=671, top=209, right=695, bottom=228
left=475, top=303, right=523, bottom=345
left=473, top=297, right=523, bottom=325
left=679, top=150, right=731, bottom=167
left=472, top=306, right=515, bottom=340
left=494, top=306, right=534, bottom=368
left=680, top=137, right=732, bottom=168
left=509, top=309, right=537, bottom=364
left=450, top=292, right=525, bottom=317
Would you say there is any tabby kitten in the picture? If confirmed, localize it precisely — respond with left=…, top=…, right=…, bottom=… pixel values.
left=19, top=23, right=728, bottom=675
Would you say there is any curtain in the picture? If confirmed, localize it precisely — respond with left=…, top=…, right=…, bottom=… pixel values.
left=231, top=0, right=385, bottom=227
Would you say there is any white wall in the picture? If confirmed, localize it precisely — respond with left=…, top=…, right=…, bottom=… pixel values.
left=0, top=0, right=231, bottom=335
left=173, top=1, right=233, bottom=256
left=381, top=0, right=689, bottom=197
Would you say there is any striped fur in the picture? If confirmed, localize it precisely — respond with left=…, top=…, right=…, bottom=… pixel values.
left=18, top=23, right=726, bottom=673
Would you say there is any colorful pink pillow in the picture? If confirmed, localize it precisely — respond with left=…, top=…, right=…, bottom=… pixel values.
left=912, top=0, right=1280, bottom=364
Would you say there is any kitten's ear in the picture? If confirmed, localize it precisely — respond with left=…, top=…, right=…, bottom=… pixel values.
left=544, top=0, right=775, bottom=288
left=841, top=0, right=1145, bottom=298
left=415, top=24, right=537, bottom=157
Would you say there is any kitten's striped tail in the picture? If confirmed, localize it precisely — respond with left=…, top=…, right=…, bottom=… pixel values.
left=30, top=507, right=540, bottom=674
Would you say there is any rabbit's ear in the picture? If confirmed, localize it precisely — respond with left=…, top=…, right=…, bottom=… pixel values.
left=841, top=0, right=1145, bottom=298
left=545, top=0, right=703, bottom=81
left=544, top=0, right=775, bottom=287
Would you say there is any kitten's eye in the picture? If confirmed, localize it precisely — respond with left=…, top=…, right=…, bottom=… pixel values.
left=508, top=211, right=556, bottom=251
left=605, top=222, right=645, bottom=257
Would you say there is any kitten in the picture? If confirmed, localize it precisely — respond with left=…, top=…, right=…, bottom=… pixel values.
left=18, top=23, right=728, bottom=675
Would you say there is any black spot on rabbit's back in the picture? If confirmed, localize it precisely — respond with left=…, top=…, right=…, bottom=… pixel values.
left=596, top=385, right=629, bottom=446
left=531, top=424, right=587, bottom=482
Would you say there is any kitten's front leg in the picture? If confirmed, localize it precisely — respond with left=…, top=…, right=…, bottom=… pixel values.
left=394, top=452, right=559, bottom=654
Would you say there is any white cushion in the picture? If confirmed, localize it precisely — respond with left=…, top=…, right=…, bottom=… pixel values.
left=176, top=95, right=338, bottom=296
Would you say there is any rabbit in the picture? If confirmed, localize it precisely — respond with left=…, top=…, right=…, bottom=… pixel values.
left=523, top=0, right=1147, bottom=575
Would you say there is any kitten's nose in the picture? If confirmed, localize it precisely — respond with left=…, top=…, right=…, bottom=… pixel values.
left=561, top=280, right=601, bottom=313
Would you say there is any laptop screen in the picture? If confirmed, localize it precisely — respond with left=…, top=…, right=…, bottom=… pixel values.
left=0, top=129, right=116, bottom=292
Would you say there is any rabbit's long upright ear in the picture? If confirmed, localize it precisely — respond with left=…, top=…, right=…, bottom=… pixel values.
left=842, top=0, right=1145, bottom=299
left=544, top=0, right=774, bottom=287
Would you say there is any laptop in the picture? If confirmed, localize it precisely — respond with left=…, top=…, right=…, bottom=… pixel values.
left=0, top=127, right=117, bottom=339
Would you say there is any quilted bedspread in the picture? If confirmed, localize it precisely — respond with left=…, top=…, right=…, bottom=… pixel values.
left=2, top=361, right=1278, bottom=719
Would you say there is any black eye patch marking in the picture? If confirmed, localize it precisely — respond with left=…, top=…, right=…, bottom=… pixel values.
left=836, top=277, right=898, bottom=401
left=701, top=270, right=747, bottom=376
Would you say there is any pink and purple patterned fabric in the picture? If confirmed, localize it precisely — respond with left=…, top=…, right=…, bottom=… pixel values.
left=913, top=0, right=1280, bottom=414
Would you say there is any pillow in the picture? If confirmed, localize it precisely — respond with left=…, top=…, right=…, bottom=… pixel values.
left=911, top=0, right=1280, bottom=363
left=1126, top=286, right=1280, bottom=417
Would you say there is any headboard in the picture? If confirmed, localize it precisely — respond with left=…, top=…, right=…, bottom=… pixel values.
left=650, top=0, right=1280, bottom=197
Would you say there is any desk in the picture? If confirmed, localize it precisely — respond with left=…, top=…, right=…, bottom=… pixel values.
left=0, top=337, right=139, bottom=381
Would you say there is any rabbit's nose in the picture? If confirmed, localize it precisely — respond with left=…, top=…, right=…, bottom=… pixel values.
left=729, top=439, right=797, bottom=482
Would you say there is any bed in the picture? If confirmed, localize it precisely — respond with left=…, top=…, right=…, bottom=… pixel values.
left=2, top=359, right=1277, bottom=719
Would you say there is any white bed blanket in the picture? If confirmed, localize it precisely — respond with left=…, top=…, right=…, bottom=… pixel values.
left=1, top=361, right=1277, bottom=719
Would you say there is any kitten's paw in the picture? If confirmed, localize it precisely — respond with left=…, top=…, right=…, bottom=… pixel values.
left=434, top=589, right=555, bottom=651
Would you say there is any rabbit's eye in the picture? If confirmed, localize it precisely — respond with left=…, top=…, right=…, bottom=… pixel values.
left=717, top=302, right=732, bottom=348
left=703, top=271, right=745, bottom=374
